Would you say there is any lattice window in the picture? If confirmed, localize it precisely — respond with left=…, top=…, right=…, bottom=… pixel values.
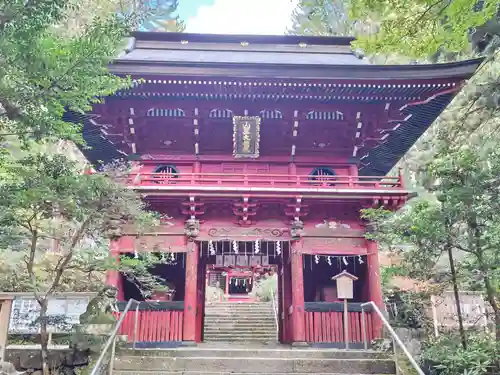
left=147, top=108, right=185, bottom=117
left=306, top=110, right=344, bottom=121
left=209, top=108, right=233, bottom=119
left=153, top=165, right=179, bottom=184
left=260, top=109, right=284, bottom=119
left=310, top=167, right=336, bottom=185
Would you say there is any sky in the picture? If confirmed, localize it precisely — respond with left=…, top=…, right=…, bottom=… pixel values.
left=178, top=0, right=299, bottom=35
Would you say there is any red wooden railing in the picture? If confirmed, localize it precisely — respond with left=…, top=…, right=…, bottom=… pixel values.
left=304, top=302, right=376, bottom=345
left=130, top=172, right=403, bottom=190
left=116, top=302, right=184, bottom=343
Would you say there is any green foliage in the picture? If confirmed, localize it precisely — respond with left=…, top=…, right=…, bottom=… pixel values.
left=0, top=154, right=158, bottom=295
left=422, top=333, right=498, bottom=375
left=386, top=290, right=429, bottom=329
left=349, top=0, right=498, bottom=57
left=0, top=0, right=133, bottom=145
left=250, top=273, right=278, bottom=302
left=205, top=285, right=226, bottom=302
left=289, top=0, right=378, bottom=37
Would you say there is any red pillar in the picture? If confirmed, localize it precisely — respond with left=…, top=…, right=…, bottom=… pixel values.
left=106, top=239, right=124, bottom=301
left=366, top=239, right=384, bottom=338
left=183, top=241, right=199, bottom=342
left=290, top=241, right=306, bottom=344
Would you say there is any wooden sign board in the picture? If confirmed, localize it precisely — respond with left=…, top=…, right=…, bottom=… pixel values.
left=261, top=256, right=269, bottom=266
left=223, top=255, right=236, bottom=267
left=236, top=255, right=249, bottom=266
left=233, top=116, right=261, bottom=158
left=215, top=255, right=224, bottom=267
left=332, top=271, right=358, bottom=300
left=249, top=256, right=262, bottom=266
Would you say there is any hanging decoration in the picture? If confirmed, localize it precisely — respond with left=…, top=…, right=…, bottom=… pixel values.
left=208, top=240, right=216, bottom=255
left=232, top=240, right=239, bottom=254
left=310, top=254, right=367, bottom=267
left=275, top=241, right=281, bottom=255
left=254, top=239, right=260, bottom=254
left=171, top=253, right=176, bottom=261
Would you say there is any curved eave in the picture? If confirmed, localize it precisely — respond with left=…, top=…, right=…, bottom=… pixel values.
left=110, top=57, right=484, bottom=81
left=65, top=111, right=126, bottom=166
left=359, top=92, right=455, bottom=176
left=131, top=31, right=355, bottom=46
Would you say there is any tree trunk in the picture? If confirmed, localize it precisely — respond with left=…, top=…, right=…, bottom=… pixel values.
left=446, top=244, right=467, bottom=350
left=38, top=298, right=51, bottom=375
left=476, top=252, right=500, bottom=338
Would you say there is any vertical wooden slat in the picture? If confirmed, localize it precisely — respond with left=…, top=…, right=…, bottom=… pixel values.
left=367, top=312, right=374, bottom=342
left=313, top=312, right=321, bottom=342
left=173, top=311, right=179, bottom=341
left=160, top=310, right=167, bottom=341
left=165, top=311, right=172, bottom=341
left=152, top=311, right=158, bottom=342
left=351, top=312, right=359, bottom=342
left=337, top=312, right=344, bottom=342
left=327, top=312, right=333, bottom=342
left=179, top=311, right=184, bottom=341
left=176, top=311, right=182, bottom=341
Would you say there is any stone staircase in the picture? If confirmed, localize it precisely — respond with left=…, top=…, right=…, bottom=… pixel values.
left=113, top=345, right=397, bottom=375
left=203, top=302, right=277, bottom=343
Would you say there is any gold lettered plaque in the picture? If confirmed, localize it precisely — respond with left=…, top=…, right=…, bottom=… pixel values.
left=233, top=116, right=261, bottom=158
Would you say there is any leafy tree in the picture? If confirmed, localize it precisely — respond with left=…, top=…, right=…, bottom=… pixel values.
left=138, top=0, right=185, bottom=32
left=289, top=0, right=378, bottom=37
left=0, top=154, right=164, bottom=375
left=0, top=0, right=133, bottom=145
left=363, top=142, right=500, bottom=370
left=349, top=0, right=499, bottom=58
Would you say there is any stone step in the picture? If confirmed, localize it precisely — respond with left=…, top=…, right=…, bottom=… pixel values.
left=118, top=348, right=389, bottom=360
left=203, top=335, right=277, bottom=340
left=115, top=373, right=388, bottom=375
left=204, top=327, right=276, bottom=332
left=204, top=320, right=275, bottom=325
left=204, top=326, right=276, bottom=334
left=204, top=331, right=276, bottom=336
left=205, top=313, right=275, bottom=317
left=205, top=313, right=273, bottom=316
left=205, top=316, right=276, bottom=325
left=114, top=356, right=395, bottom=374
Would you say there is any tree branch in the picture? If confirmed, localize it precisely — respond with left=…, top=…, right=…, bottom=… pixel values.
left=45, top=214, right=94, bottom=297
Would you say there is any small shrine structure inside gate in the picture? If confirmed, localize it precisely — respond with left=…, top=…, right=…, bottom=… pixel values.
left=83, top=32, right=481, bottom=347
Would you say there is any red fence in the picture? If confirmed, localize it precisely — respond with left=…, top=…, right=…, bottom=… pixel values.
left=131, top=173, right=403, bottom=190
left=116, top=302, right=184, bottom=343
left=304, top=303, right=375, bottom=345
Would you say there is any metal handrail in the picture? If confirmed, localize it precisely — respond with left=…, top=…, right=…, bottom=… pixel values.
left=90, top=299, right=139, bottom=375
left=361, top=301, right=425, bottom=375
left=270, top=288, right=279, bottom=337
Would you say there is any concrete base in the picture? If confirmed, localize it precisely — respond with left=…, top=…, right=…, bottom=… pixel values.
left=291, top=342, right=309, bottom=347
left=131, top=341, right=189, bottom=349
left=311, top=342, right=369, bottom=350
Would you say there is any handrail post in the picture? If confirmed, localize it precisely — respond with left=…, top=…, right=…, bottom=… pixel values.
left=361, top=307, right=368, bottom=350
left=343, top=299, right=349, bottom=349
left=393, top=336, right=400, bottom=375
left=90, top=299, right=139, bottom=375
left=108, top=336, right=117, bottom=375
left=361, top=301, right=425, bottom=375
left=133, top=303, right=140, bottom=349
